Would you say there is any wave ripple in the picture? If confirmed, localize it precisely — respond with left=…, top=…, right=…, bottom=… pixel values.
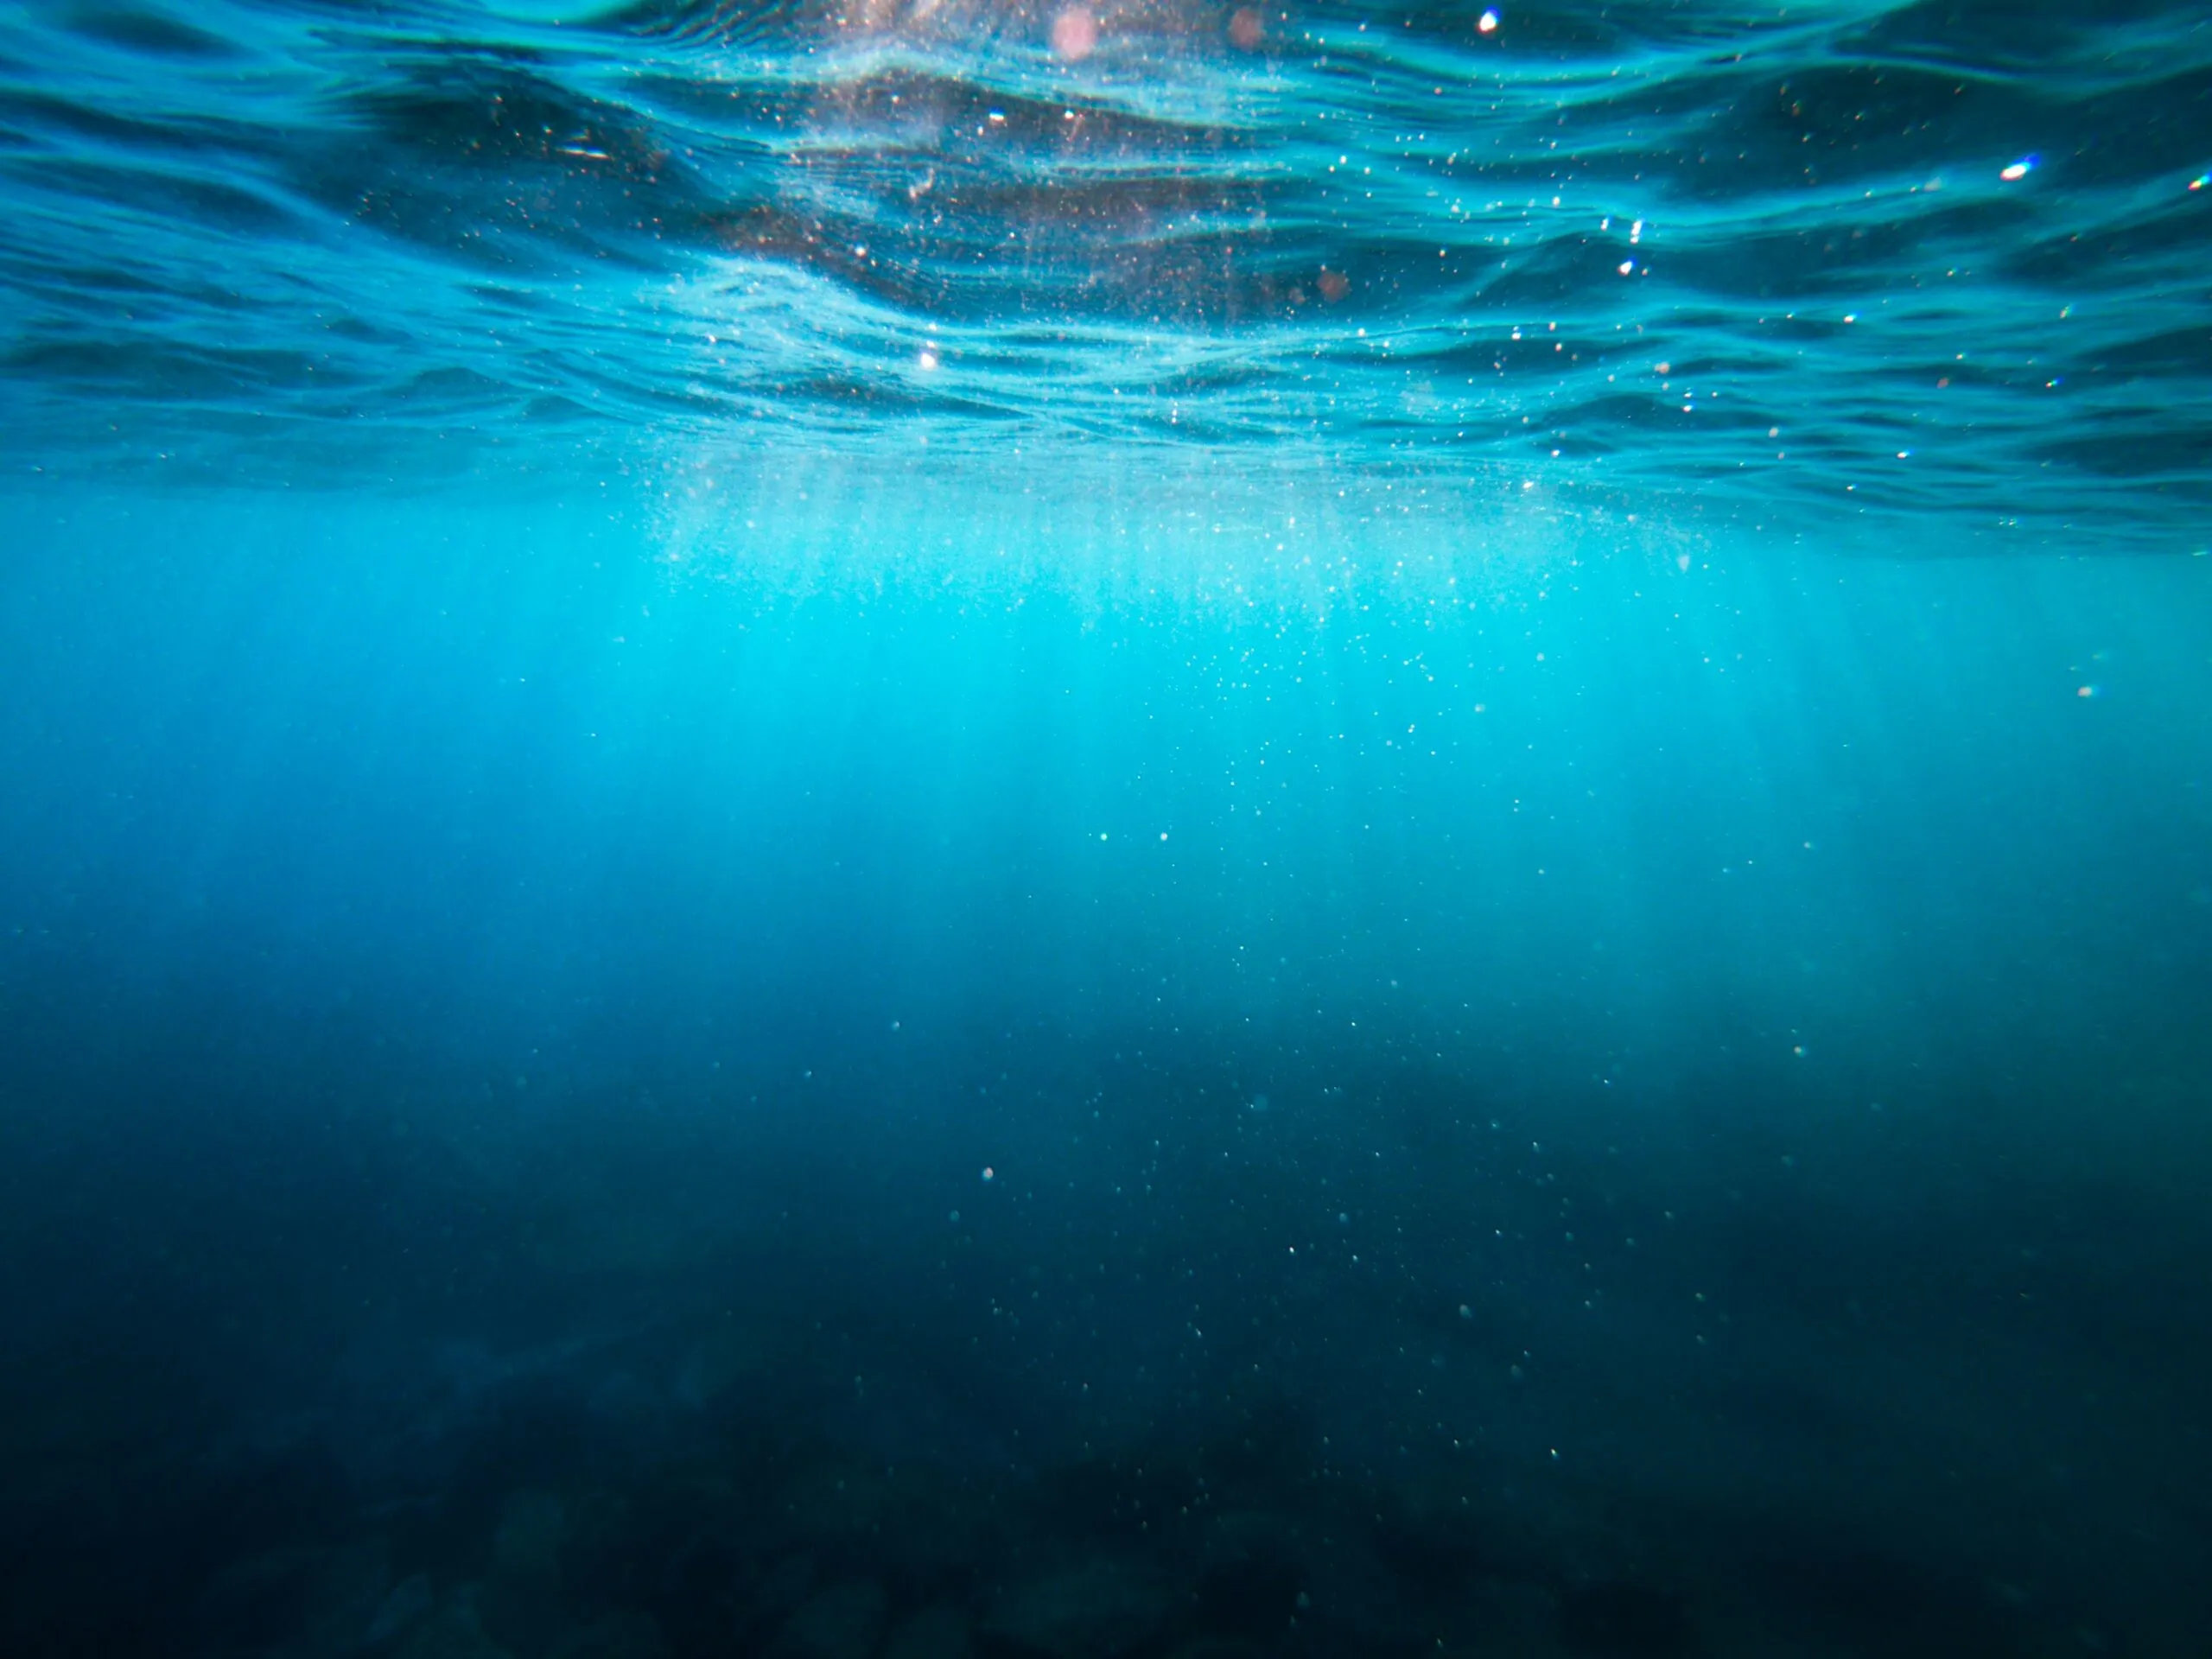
left=2, top=0, right=2209, bottom=537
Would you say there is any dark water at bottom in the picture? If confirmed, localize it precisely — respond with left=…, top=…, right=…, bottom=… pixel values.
left=2, top=482, right=2209, bottom=1659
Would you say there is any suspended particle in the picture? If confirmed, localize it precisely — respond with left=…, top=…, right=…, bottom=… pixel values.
left=1050, top=6, right=1097, bottom=60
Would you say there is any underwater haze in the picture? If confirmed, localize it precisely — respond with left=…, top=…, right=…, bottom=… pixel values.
left=3, top=2, right=2212, bottom=1657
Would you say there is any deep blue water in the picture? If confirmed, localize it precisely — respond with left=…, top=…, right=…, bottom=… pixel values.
left=3, top=3, right=2212, bottom=1657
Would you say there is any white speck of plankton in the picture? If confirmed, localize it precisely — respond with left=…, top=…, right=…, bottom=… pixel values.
left=982, top=1166, right=995, bottom=1181
left=2000, top=156, right=2035, bottom=181
left=1478, top=8, right=1499, bottom=31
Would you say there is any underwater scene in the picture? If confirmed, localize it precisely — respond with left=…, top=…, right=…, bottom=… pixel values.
left=3, top=1, right=2211, bottom=1656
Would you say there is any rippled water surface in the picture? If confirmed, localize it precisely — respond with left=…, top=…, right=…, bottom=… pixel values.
left=3, top=0, right=2209, bottom=537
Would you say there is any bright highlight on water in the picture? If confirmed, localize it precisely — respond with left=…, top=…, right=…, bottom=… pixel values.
left=1, top=3, right=2209, bottom=1658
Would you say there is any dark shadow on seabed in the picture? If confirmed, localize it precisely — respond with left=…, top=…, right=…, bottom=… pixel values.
left=3, top=944, right=2209, bottom=1659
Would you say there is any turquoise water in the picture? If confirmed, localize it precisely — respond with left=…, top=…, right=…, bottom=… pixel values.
left=3, top=3, right=2211, bottom=1656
